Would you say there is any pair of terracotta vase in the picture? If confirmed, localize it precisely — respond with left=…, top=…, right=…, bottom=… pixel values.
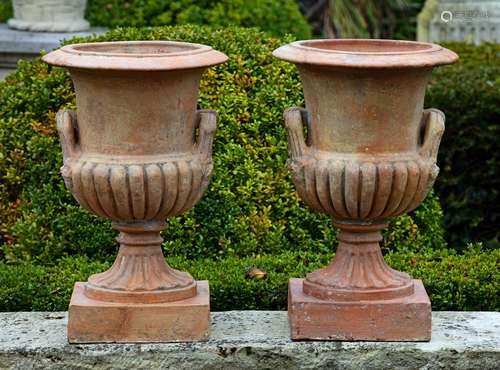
left=42, top=39, right=457, bottom=343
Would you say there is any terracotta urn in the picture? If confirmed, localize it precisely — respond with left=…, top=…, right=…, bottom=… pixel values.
left=42, top=41, right=227, bottom=343
left=8, top=0, right=90, bottom=32
left=273, top=39, right=457, bottom=341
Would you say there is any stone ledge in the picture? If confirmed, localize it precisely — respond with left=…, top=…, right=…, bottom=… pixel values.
left=0, top=311, right=498, bottom=369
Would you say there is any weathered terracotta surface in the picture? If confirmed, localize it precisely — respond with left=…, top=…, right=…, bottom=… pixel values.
left=289, top=278, right=431, bottom=341
left=68, top=281, right=210, bottom=343
left=273, top=39, right=457, bottom=341
left=43, top=41, right=227, bottom=343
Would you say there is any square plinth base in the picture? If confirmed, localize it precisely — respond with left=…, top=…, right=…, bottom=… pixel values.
left=288, top=278, right=431, bottom=341
left=68, top=281, right=210, bottom=343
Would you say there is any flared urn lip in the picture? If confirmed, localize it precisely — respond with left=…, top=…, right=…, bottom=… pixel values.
left=273, top=39, right=458, bottom=69
left=42, top=40, right=228, bottom=71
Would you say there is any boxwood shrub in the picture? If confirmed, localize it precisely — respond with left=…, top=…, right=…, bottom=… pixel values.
left=0, top=25, right=445, bottom=265
left=0, top=244, right=497, bottom=312
left=0, top=0, right=311, bottom=39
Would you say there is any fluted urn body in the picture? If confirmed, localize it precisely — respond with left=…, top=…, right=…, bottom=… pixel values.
left=43, top=41, right=227, bottom=342
left=273, top=39, right=457, bottom=340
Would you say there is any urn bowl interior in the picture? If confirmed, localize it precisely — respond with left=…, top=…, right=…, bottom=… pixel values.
left=69, top=41, right=205, bottom=56
left=42, top=41, right=228, bottom=71
left=299, top=39, right=436, bottom=54
left=272, top=39, right=458, bottom=68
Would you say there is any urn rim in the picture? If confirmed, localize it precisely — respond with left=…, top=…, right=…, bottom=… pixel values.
left=42, top=41, right=228, bottom=71
left=272, top=39, right=458, bottom=69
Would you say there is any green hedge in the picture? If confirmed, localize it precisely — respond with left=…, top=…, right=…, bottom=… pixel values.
left=0, top=245, right=497, bottom=312
left=0, top=0, right=311, bottom=39
left=0, top=25, right=445, bottom=265
left=426, top=43, right=500, bottom=248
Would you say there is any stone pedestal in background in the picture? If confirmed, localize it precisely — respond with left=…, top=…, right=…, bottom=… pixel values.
left=418, top=0, right=500, bottom=44
left=8, top=0, right=90, bottom=32
left=0, top=24, right=105, bottom=79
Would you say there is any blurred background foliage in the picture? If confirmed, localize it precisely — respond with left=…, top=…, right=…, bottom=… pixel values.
left=299, top=0, right=425, bottom=39
left=0, top=0, right=311, bottom=39
left=0, top=0, right=428, bottom=39
left=427, top=43, right=500, bottom=249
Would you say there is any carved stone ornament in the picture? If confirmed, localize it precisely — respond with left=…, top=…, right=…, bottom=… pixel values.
left=8, top=0, right=90, bottom=32
left=273, top=39, right=458, bottom=341
left=42, top=41, right=227, bottom=343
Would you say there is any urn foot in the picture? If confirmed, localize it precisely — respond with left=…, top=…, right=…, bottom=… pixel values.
left=293, top=222, right=432, bottom=341
left=84, top=221, right=196, bottom=304
left=303, top=223, right=415, bottom=301
left=68, top=221, right=210, bottom=342
left=68, top=281, right=210, bottom=343
left=288, top=278, right=431, bottom=341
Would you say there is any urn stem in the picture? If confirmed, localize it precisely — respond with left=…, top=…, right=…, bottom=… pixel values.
left=84, top=221, right=196, bottom=304
left=303, top=222, right=414, bottom=301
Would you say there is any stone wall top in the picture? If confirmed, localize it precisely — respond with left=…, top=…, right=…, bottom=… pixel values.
left=0, top=311, right=499, bottom=369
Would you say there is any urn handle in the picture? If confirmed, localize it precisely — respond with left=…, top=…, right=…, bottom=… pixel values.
left=284, top=107, right=310, bottom=159
left=56, top=109, right=81, bottom=189
left=419, top=108, right=445, bottom=162
left=56, top=109, right=80, bottom=160
left=56, top=109, right=80, bottom=190
left=195, top=109, right=217, bottom=163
